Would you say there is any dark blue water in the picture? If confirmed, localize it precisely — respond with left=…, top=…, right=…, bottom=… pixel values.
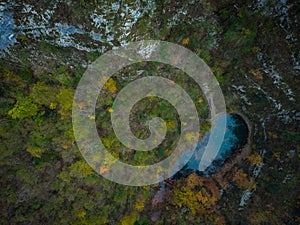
left=174, top=113, right=249, bottom=177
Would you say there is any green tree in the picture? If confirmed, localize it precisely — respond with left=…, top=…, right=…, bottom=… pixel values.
left=118, top=212, right=138, bottom=225
left=30, top=82, right=58, bottom=108
left=8, top=97, right=39, bottom=119
left=57, top=88, right=74, bottom=119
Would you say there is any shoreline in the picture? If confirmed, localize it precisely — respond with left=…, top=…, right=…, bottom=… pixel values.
left=211, top=111, right=253, bottom=189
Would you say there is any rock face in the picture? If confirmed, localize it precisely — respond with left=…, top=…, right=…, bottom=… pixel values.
left=0, top=8, right=16, bottom=54
left=0, top=0, right=157, bottom=56
left=152, top=182, right=167, bottom=207
left=150, top=182, right=167, bottom=222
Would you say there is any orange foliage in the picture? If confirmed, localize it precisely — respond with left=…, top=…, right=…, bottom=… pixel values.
left=202, top=178, right=220, bottom=200
left=233, top=169, right=250, bottom=189
left=249, top=68, right=263, bottom=80
left=172, top=174, right=220, bottom=216
left=187, top=173, right=203, bottom=188
left=99, top=166, right=110, bottom=174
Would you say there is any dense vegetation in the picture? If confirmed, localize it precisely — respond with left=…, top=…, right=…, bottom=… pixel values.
left=0, top=0, right=299, bottom=224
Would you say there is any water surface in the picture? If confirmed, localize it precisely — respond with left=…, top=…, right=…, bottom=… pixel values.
left=175, top=113, right=249, bottom=177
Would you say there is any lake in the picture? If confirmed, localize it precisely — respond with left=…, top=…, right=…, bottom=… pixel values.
left=174, top=113, right=249, bottom=177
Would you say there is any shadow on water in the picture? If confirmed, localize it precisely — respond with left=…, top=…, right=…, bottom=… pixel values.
left=173, top=113, right=249, bottom=179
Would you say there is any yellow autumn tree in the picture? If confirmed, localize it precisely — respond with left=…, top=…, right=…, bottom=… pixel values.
left=187, top=173, right=203, bottom=188
left=173, top=187, right=200, bottom=215
left=182, top=37, right=190, bottom=45
left=103, top=78, right=117, bottom=94
left=117, top=212, right=138, bottom=225
left=76, top=209, right=86, bottom=218
left=26, top=146, right=45, bottom=158
left=248, top=153, right=263, bottom=166
left=134, top=198, right=146, bottom=211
